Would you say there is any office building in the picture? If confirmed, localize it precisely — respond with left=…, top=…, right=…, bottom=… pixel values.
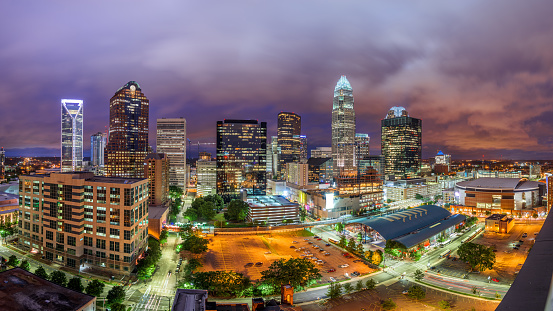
left=298, top=135, right=308, bottom=162
left=246, top=195, right=300, bottom=226
left=267, top=136, right=280, bottom=179
left=197, top=159, right=217, bottom=196
left=307, top=157, right=333, bottom=184
left=216, top=120, right=267, bottom=201
left=0, top=147, right=5, bottom=180
left=105, top=81, right=149, bottom=178
left=18, top=172, right=149, bottom=274
left=199, top=152, right=211, bottom=161
left=277, top=112, right=301, bottom=178
left=144, top=153, right=169, bottom=206
left=384, top=178, right=441, bottom=201
left=0, top=193, right=18, bottom=224
left=355, top=133, right=370, bottom=160
left=310, top=147, right=332, bottom=159
left=156, top=118, right=187, bottom=191
left=358, top=155, right=385, bottom=176
left=381, top=106, right=421, bottom=179
left=332, top=76, right=356, bottom=178
left=286, top=162, right=309, bottom=187
left=61, top=99, right=84, bottom=172
left=90, top=132, right=106, bottom=169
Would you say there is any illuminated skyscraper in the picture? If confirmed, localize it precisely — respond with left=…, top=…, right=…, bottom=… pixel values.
left=0, top=147, right=5, bottom=180
left=381, top=106, right=422, bottom=179
left=277, top=112, right=301, bottom=178
left=90, top=132, right=106, bottom=167
left=298, top=135, right=308, bottom=162
left=355, top=133, right=370, bottom=160
left=156, top=118, right=187, bottom=191
left=216, top=120, right=267, bottom=201
left=332, top=75, right=356, bottom=178
left=105, top=81, right=149, bottom=178
left=61, top=99, right=84, bottom=172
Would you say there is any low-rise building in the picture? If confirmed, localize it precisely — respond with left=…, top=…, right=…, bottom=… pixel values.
left=0, top=193, right=18, bottom=224
left=246, top=195, right=300, bottom=225
left=307, top=157, right=332, bottom=184
left=485, top=214, right=515, bottom=233
left=384, top=178, right=441, bottom=201
left=148, top=205, right=169, bottom=240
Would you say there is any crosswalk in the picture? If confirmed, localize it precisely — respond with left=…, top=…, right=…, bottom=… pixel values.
left=130, top=285, right=173, bottom=310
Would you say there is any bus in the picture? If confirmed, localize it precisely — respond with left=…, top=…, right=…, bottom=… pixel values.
left=439, top=249, right=451, bottom=258
left=329, top=238, right=338, bottom=244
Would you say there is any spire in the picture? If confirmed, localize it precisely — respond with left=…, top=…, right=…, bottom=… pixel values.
left=334, top=75, right=353, bottom=97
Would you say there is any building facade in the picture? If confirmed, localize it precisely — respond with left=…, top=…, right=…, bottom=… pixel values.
left=0, top=147, right=5, bottom=180
left=105, top=81, right=149, bottom=178
left=332, top=76, right=356, bottom=178
left=298, top=135, right=308, bottom=162
left=277, top=112, right=301, bottom=178
left=286, top=162, right=309, bottom=187
left=0, top=193, right=18, bottom=225
left=197, top=160, right=217, bottom=196
left=307, top=157, right=333, bottom=184
left=61, top=99, right=84, bottom=172
left=485, top=214, right=515, bottom=234
left=384, top=178, right=441, bottom=201
left=245, top=195, right=300, bottom=226
left=311, top=147, right=332, bottom=159
left=381, top=106, right=422, bottom=179
left=355, top=133, right=370, bottom=160
left=216, top=120, right=267, bottom=201
left=144, top=153, right=169, bottom=206
left=90, top=132, right=106, bottom=170
left=18, top=172, right=149, bottom=274
left=156, top=118, right=187, bottom=191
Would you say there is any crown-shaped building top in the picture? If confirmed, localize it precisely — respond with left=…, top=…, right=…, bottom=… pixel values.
left=334, top=75, right=353, bottom=97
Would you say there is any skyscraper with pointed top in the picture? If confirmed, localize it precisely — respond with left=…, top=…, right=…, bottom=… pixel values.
left=61, top=99, right=84, bottom=172
left=332, top=75, right=356, bottom=179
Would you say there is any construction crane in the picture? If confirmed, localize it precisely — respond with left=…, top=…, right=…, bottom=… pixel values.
left=187, top=139, right=216, bottom=159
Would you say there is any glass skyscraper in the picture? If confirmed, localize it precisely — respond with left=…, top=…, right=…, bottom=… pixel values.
left=381, top=106, right=422, bottom=179
left=61, top=99, right=83, bottom=172
left=216, top=119, right=267, bottom=201
left=277, top=112, right=301, bottom=178
left=105, top=81, right=149, bottom=178
left=156, top=118, right=187, bottom=191
left=332, top=75, right=356, bottom=179
left=90, top=132, right=106, bottom=167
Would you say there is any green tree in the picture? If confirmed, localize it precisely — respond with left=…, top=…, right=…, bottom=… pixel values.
left=326, top=282, right=342, bottom=299
left=168, top=186, right=184, bottom=199
left=19, top=260, right=30, bottom=271
left=343, top=283, right=353, bottom=294
left=179, top=224, right=194, bottom=238
left=260, top=258, right=321, bottom=290
left=50, top=271, right=67, bottom=287
left=471, top=286, right=480, bottom=296
left=67, top=276, right=84, bottom=292
left=185, top=271, right=250, bottom=297
left=381, top=298, right=397, bottom=310
left=357, top=232, right=363, bottom=242
left=109, top=303, right=126, bottom=311
left=224, top=199, right=250, bottom=222
left=204, top=194, right=224, bottom=212
left=414, top=269, right=424, bottom=281
left=299, top=207, right=307, bottom=222
left=355, top=242, right=365, bottom=256
left=347, top=237, right=356, bottom=253
left=159, top=228, right=169, bottom=245
left=183, top=207, right=198, bottom=221
left=34, top=266, right=49, bottom=280
left=408, top=285, right=425, bottom=300
left=356, top=280, right=364, bottom=291
left=85, top=279, right=105, bottom=297
left=365, top=278, right=376, bottom=290
left=106, top=286, right=126, bottom=306
left=7, top=255, right=19, bottom=267
left=335, top=222, right=344, bottom=233
left=457, top=242, right=496, bottom=272
left=415, top=193, right=424, bottom=200
left=439, top=300, right=452, bottom=310
left=339, top=235, right=347, bottom=248
left=181, top=234, right=209, bottom=254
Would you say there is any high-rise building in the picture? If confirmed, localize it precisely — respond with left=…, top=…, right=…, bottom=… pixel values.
left=61, top=99, right=84, bottom=172
left=286, top=162, right=309, bottom=187
left=307, top=157, right=333, bottom=184
left=105, top=81, right=149, bottom=178
left=381, top=106, right=422, bottom=179
left=0, top=147, right=5, bottom=180
left=197, top=159, right=217, bottom=196
left=277, top=112, right=301, bottom=178
left=156, top=118, right=187, bottom=191
left=18, top=172, right=149, bottom=274
left=144, top=153, right=169, bottom=206
left=198, top=152, right=211, bottom=161
left=90, top=132, right=106, bottom=168
left=355, top=133, right=370, bottom=161
left=268, top=136, right=280, bottom=179
left=216, top=120, right=267, bottom=201
left=298, top=135, right=308, bottom=162
left=332, top=76, right=356, bottom=178
left=311, top=147, right=332, bottom=159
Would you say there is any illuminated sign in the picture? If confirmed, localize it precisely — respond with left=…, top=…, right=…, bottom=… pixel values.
left=325, top=193, right=334, bottom=210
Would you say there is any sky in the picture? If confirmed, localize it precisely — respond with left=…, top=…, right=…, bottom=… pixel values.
left=1, top=1, right=553, bottom=159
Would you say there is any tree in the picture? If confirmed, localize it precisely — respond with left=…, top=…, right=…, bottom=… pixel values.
left=19, top=260, right=30, bottom=271
left=85, top=279, right=105, bottom=297
left=224, top=199, right=249, bottom=222
left=204, top=194, right=224, bottom=212
left=179, top=224, right=194, bottom=238
left=299, top=207, right=307, bottom=222
left=168, top=185, right=184, bottom=199
left=471, top=286, right=480, bottom=296
left=159, top=228, right=169, bottom=245
left=187, top=271, right=250, bottom=297
left=106, top=286, right=126, bottom=306
left=365, top=278, right=376, bottom=290
left=372, top=250, right=383, bottom=266
left=34, top=266, right=49, bottom=280
left=408, top=285, right=425, bottom=300
left=347, top=237, right=356, bottom=252
left=381, top=298, right=397, bottom=310
left=439, top=300, right=452, bottom=310
left=357, top=232, right=363, bottom=242
left=355, top=242, right=365, bottom=256
left=109, top=303, right=126, bottom=311
left=343, top=283, right=353, bottom=294
left=67, top=277, right=84, bottom=292
left=356, top=280, right=364, bottom=291
left=532, top=213, right=538, bottom=218
left=50, top=271, right=67, bottom=287
left=181, top=234, right=209, bottom=254
left=7, top=255, right=19, bottom=267
left=365, top=250, right=373, bottom=261
left=495, top=291, right=501, bottom=299
left=339, top=235, right=347, bottom=248
left=326, top=282, right=342, bottom=299
left=415, top=193, right=424, bottom=200
left=414, top=269, right=424, bottom=281
left=183, top=207, right=198, bottom=221
left=335, top=222, right=344, bottom=233
left=457, top=242, right=496, bottom=272
left=260, top=258, right=321, bottom=290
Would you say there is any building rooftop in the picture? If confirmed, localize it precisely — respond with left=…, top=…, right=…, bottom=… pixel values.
left=246, top=195, right=299, bottom=208
left=486, top=214, right=508, bottom=221
left=393, top=214, right=466, bottom=249
left=0, top=268, right=95, bottom=311
left=24, top=172, right=146, bottom=185
left=172, top=289, right=208, bottom=311
left=307, top=157, right=332, bottom=167
left=456, top=177, right=540, bottom=190
left=148, top=205, right=169, bottom=219
left=145, top=153, right=166, bottom=160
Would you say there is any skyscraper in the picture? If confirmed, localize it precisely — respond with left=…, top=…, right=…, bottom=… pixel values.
left=355, top=133, right=370, bottom=161
left=381, top=106, right=422, bottom=179
left=90, top=132, right=106, bottom=167
left=298, top=135, right=308, bottom=162
left=277, top=112, right=301, bottom=178
left=144, top=153, right=169, bottom=206
left=332, top=75, right=356, bottom=178
left=156, top=118, right=187, bottom=191
left=105, top=81, right=149, bottom=178
left=61, top=99, right=84, bottom=172
left=0, top=147, right=5, bottom=180
left=216, top=120, right=267, bottom=201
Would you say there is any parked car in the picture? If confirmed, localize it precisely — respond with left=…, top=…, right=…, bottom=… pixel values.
left=351, top=271, right=360, bottom=277
left=324, top=252, right=331, bottom=256
left=316, top=238, right=322, bottom=241
left=290, top=246, right=296, bottom=249
left=265, top=251, right=272, bottom=254
left=513, top=247, right=519, bottom=250
left=293, top=241, right=298, bottom=244
left=255, top=262, right=263, bottom=267
left=330, top=277, right=336, bottom=282
left=304, top=238, right=310, bottom=241
left=492, top=278, right=500, bottom=282
left=522, top=233, right=528, bottom=238
left=327, top=269, right=336, bottom=273
left=319, top=248, right=326, bottom=252
left=339, top=264, right=349, bottom=268
left=325, top=243, right=331, bottom=246
left=402, top=290, right=409, bottom=295
left=353, top=260, right=362, bottom=263
left=245, top=263, right=254, bottom=267
left=314, top=236, right=320, bottom=239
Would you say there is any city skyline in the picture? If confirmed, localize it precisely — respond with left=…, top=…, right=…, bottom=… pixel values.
left=2, top=1, right=553, bottom=160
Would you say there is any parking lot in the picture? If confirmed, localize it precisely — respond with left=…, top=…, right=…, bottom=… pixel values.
left=436, top=221, right=543, bottom=284
left=199, top=231, right=375, bottom=281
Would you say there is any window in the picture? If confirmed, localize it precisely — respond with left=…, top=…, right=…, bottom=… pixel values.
left=84, top=205, right=93, bottom=222
left=110, top=241, right=120, bottom=252
left=97, top=186, right=107, bottom=204
left=64, top=223, right=72, bottom=233
left=84, top=236, right=93, bottom=247
left=110, top=208, right=120, bottom=226
left=24, top=212, right=30, bottom=220
left=124, top=256, right=131, bottom=263
left=46, top=231, right=53, bottom=240
left=110, top=187, right=120, bottom=205
left=32, top=198, right=40, bottom=210
left=24, top=222, right=30, bottom=230
left=67, top=236, right=76, bottom=246
left=97, top=227, right=106, bottom=237
left=46, top=242, right=53, bottom=249
left=124, top=243, right=132, bottom=254
left=67, top=248, right=76, bottom=255
left=67, top=258, right=76, bottom=267
left=84, top=185, right=94, bottom=202
left=56, top=232, right=64, bottom=244
left=109, top=254, right=120, bottom=261
left=124, top=230, right=131, bottom=240
left=84, top=224, right=93, bottom=234
left=110, top=228, right=120, bottom=239
left=97, top=206, right=106, bottom=223
left=96, top=239, right=106, bottom=250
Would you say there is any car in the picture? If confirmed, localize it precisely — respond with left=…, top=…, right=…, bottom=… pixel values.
left=316, top=260, right=324, bottom=265
left=342, top=253, right=350, bottom=257
left=245, top=263, right=254, bottom=267
left=316, top=238, right=322, bottom=241
left=430, top=266, right=436, bottom=270
left=293, top=241, right=298, bottom=244
left=519, top=240, right=524, bottom=243
left=175, top=268, right=179, bottom=274
left=327, top=269, right=336, bottom=273
left=325, top=243, right=331, bottom=246
left=522, top=233, right=528, bottom=238
left=353, top=260, right=362, bottom=263
left=265, top=251, right=272, bottom=254
left=304, top=238, right=310, bottom=241
left=324, top=252, right=331, bottom=256
left=492, top=278, right=499, bottom=282
left=339, top=264, right=349, bottom=268
left=290, top=246, right=296, bottom=249
left=307, top=241, right=313, bottom=244
left=168, top=270, right=172, bottom=276
left=516, top=244, right=521, bottom=247
left=492, top=249, right=497, bottom=252
left=351, top=271, right=360, bottom=277
left=295, top=249, right=301, bottom=252
left=330, top=277, right=336, bottom=282
left=513, top=247, right=519, bottom=250
left=255, top=262, right=263, bottom=267
left=319, top=248, right=326, bottom=252
left=402, top=290, right=409, bottom=295
left=313, top=236, right=320, bottom=239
